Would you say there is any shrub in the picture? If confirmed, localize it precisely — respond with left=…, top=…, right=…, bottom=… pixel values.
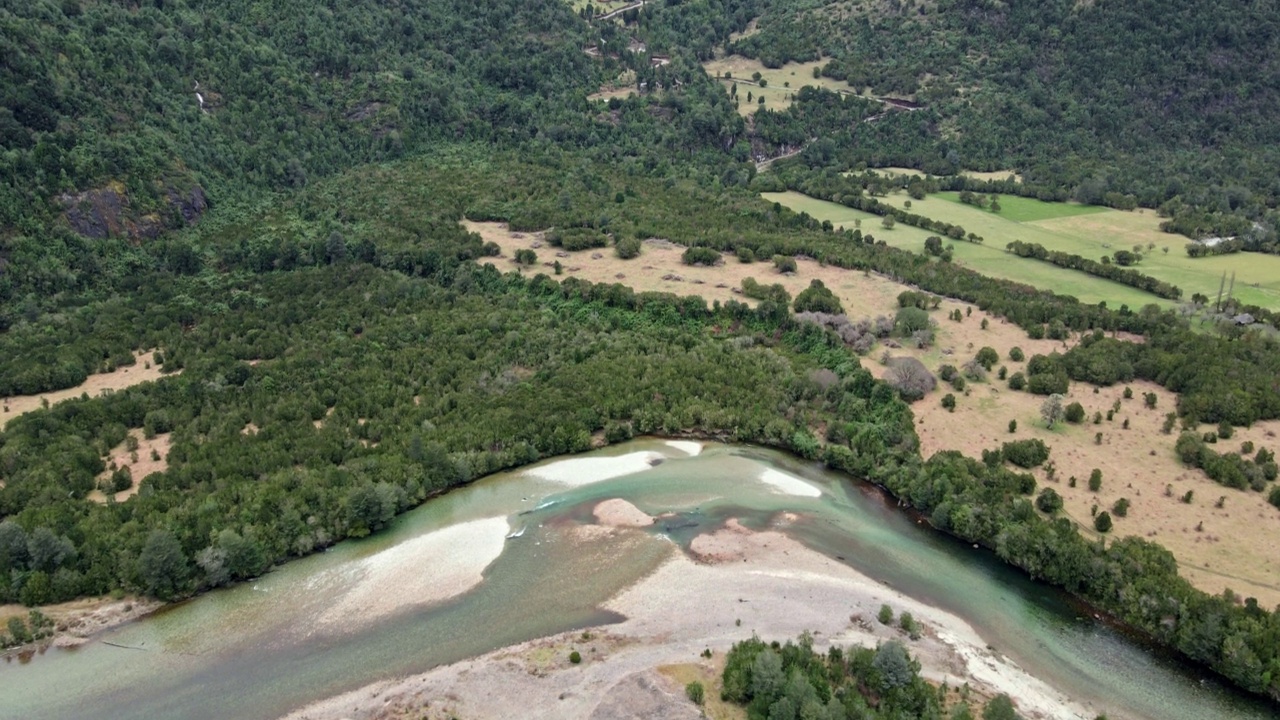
left=1112, top=498, right=1130, bottom=517
left=772, top=254, right=797, bottom=273
left=938, top=364, right=958, bottom=381
left=1008, top=372, right=1026, bottom=391
left=683, top=247, right=721, bottom=266
left=569, top=650, right=582, bottom=664
left=1088, top=469, right=1103, bottom=492
left=735, top=246, right=755, bottom=263
left=1144, top=392, right=1158, bottom=408
left=1269, top=486, right=1280, bottom=510
left=899, top=612, right=920, bottom=640
left=1217, top=421, right=1233, bottom=439
left=1064, top=402, right=1085, bottom=423
left=1008, top=347, right=1025, bottom=362
left=975, top=347, right=999, bottom=370
left=942, top=393, right=957, bottom=411
left=1036, top=488, right=1063, bottom=514
left=1002, top=439, right=1050, bottom=468
left=1242, top=440, right=1255, bottom=455
left=950, top=375, right=966, bottom=392
left=894, top=306, right=931, bottom=335
left=1008, top=419, right=1017, bottom=433
left=793, top=279, right=844, bottom=314
left=685, top=681, right=704, bottom=705
left=1028, top=372, right=1069, bottom=395
left=1094, top=511, right=1113, bottom=533
left=1181, top=490, right=1194, bottom=504
left=513, top=248, right=537, bottom=266
left=615, top=237, right=642, bottom=259
left=878, top=604, right=894, bottom=624
left=998, top=366, right=1007, bottom=380
left=1123, top=387, right=1133, bottom=399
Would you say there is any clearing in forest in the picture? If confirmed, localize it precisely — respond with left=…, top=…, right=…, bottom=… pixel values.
left=467, top=218, right=1280, bottom=607
left=1, top=351, right=172, bottom=429
left=87, top=430, right=171, bottom=504
left=702, top=56, right=856, bottom=116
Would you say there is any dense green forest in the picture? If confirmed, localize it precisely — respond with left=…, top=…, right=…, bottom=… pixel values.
left=733, top=0, right=1280, bottom=241
left=4, top=0, right=1280, bottom=707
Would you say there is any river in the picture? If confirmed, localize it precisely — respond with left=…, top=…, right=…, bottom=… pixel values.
left=0, top=440, right=1273, bottom=719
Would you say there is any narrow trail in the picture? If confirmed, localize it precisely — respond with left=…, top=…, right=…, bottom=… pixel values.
left=593, top=0, right=645, bottom=21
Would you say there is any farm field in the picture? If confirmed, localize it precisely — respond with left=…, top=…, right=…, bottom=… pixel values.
left=469, top=218, right=1280, bottom=607
left=761, top=191, right=1170, bottom=309
left=702, top=56, right=856, bottom=116
left=915, top=192, right=1280, bottom=309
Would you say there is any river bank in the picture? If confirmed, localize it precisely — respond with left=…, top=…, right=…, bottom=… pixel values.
left=282, top=501, right=1095, bottom=720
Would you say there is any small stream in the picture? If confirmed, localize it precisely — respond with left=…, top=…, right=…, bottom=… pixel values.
left=0, top=441, right=1273, bottom=720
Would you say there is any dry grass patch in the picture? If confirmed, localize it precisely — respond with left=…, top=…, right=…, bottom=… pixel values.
left=904, top=363, right=1280, bottom=607
left=702, top=56, right=853, bottom=116
left=658, top=659, right=744, bottom=720
left=1, top=350, right=172, bottom=429
left=88, top=429, right=171, bottom=504
left=466, top=220, right=914, bottom=317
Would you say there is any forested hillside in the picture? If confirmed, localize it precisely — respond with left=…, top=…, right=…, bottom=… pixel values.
left=734, top=0, right=1280, bottom=237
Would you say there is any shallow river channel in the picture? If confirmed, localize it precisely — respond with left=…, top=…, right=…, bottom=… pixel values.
left=0, top=440, right=1274, bottom=719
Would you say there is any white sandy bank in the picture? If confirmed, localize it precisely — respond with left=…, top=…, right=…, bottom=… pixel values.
left=523, top=451, right=663, bottom=487
left=314, top=517, right=507, bottom=632
left=757, top=468, right=822, bottom=497
left=285, top=518, right=1097, bottom=720
left=663, top=440, right=703, bottom=456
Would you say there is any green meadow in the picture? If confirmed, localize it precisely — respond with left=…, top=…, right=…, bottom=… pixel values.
left=764, top=190, right=1280, bottom=310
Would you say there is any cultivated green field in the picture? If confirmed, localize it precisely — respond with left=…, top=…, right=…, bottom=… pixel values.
left=762, top=190, right=1173, bottom=309
left=766, top=189, right=1280, bottom=310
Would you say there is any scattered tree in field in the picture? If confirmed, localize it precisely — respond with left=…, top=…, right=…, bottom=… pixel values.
left=1162, top=413, right=1177, bottom=434
left=1041, top=394, right=1065, bottom=427
left=1182, top=490, right=1195, bottom=504
left=1064, top=402, right=1085, bottom=423
left=1008, top=372, right=1026, bottom=391
left=882, top=215, right=896, bottom=230
left=975, top=346, right=999, bottom=370
left=885, top=357, right=936, bottom=401
left=1002, top=438, right=1050, bottom=468
left=1123, top=387, right=1133, bottom=399
left=772, top=254, right=797, bottom=273
left=514, top=248, right=537, bottom=266
left=1009, top=347, right=1025, bottom=362
left=1217, top=421, right=1233, bottom=439
left=1088, top=469, right=1103, bottom=492
left=1094, top=511, right=1113, bottom=533
left=683, top=247, right=721, bottom=266
left=615, top=237, right=641, bottom=259
left=1112, top=498, right=1130, bottom=517
left=1008, top=419, right=1017, bottom=433
left=1144, top=392, right=1158, bottom=408
left=942, top=393, right=956, bottom=411
left=793, top=279, right=843, bottom=314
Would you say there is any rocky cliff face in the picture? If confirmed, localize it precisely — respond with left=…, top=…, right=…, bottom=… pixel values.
left=59, top=182, right=207, bottom=240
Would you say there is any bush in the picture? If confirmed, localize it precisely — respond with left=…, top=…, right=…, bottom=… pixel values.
left=514, top=248, right=537, bottom=266
left=1112, top=498, right=1130, bottom=517
left=793, top=279, right=844, bottom=314
left=685, top=681, right=705, bottom=705
left=1036, top=488, right=1063, bottom=514
left=942, top=393, right=957, bottom=411
left=1088, top=469, right=1102, bottom=492
left=1094, top=511, right=1113, bottom=533
left=1123, top=387, right=1133, bottom=399
left=569, top=650, right=582, bottom=664
left=1008, top=419, right=1017, bottom=433
left=975, top=346, right=999, bottom=370
left=615, top=237, right=642, bottom=259
left=1028, top=372, right=1069, bottom=395
left=1009, top=347, right=1025, bottom=362
left=1008, top=372, right=1026, bottom=391
left=1064, top=402, right=1085, bottom=423
left=938, top=364, right=958, bottom=381
left=878, top=604, right=894, bottom=624
left=683, top=246, right=721, bottom=266
left=894, top=306, right=931, bottom=335
left=1144, top=392, right=1158, bottom=408
left=1002, top=439, right=1050, bottom=468
left=1217, top=421, right=1233, bottom=439
left=1269, top=486, right=1280, bottom=510
left=772, top=254, right=797, bottom=273
left=950, top=375, right=966, bottom=392
left=735, top=246, right=755, bottom=263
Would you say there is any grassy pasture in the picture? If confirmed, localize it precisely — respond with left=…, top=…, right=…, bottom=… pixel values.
left=702, top=56, right=855, bottom=116
left=762, top=191, right=1168, bottom=308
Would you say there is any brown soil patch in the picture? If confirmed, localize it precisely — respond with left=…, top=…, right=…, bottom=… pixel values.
left=87, top=430, right=171, bottom=504
left=1, top=350, right=172, bottom=429
left=657, top=659, right=745, bottom=720
left=1, top=595, right=161, bottom=653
